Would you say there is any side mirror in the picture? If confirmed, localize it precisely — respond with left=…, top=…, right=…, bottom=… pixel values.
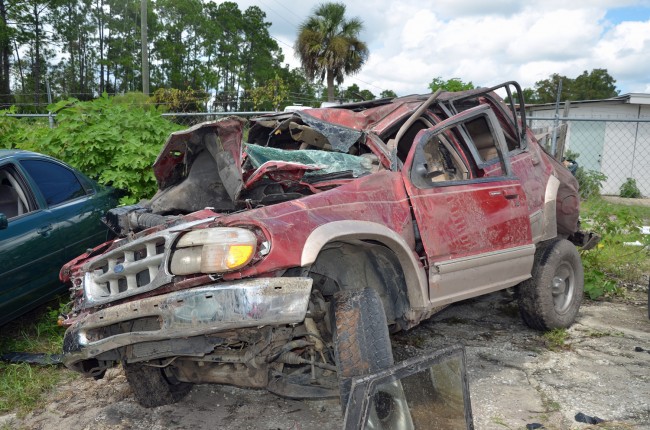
left=0, top=213, right=7, bottom=230
left=343, top=345, right=474, bottom=430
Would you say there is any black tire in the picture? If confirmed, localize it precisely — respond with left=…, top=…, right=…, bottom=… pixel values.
left=332, top=288, right=393, bottom=409
left=518, top=238, right=584, bottom=330
left=123, top=361, right=192, bottom=408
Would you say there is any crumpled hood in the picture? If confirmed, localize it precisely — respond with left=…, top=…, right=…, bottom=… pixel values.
left=145, top=115, right=376, bottom=215
left=152, top=116, right=246, bottom=204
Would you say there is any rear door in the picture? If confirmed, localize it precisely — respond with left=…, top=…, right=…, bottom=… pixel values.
left=402, top=104, right=535, bottom=307
left=18, top=158, right=111, bottom=262
left=0, top=162, right=66, bottom=324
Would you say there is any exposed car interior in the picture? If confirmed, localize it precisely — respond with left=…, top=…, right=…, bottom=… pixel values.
left=0, top=167, right=29, bottom=219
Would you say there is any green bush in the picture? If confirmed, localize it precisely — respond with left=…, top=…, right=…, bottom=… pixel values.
left=619, top=178, right=642, bottom=198
left=2, top=96, right=184, bottom=204
left=575, top=167, right=607, bottom=200
left=0, top=107, right=51, bottom=150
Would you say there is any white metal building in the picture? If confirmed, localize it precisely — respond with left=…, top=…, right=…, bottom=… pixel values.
left=526, top=94, right=650, bottom=196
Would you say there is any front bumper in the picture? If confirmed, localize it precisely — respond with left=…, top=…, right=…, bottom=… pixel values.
left=63, top=277, right=312, bottom=371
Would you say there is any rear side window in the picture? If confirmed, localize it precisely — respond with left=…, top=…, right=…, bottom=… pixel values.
left=21, top=160, right=86, bottom=206
left=464, top=116, right=499, bottom=163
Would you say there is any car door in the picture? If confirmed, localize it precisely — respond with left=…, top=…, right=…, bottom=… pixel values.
left=0, top=161, right=67, bottom=325
left=401, top=104, right=535, bottom=307
left=17, top=158, right=113, bottom=264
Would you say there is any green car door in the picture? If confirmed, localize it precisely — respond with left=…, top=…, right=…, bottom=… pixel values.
left=0, top=151, right=118, bottom=326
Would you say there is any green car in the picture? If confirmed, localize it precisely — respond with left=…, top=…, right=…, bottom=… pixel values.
left=0, top=150, right=119, bottom=326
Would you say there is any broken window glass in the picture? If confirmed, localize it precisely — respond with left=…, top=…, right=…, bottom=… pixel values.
left=244, top=144, right=375, bottom=178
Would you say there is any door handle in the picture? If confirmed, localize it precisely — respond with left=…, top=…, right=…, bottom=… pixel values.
left=502, top=188, right=520, bottom=200
left=37, top=224, right=53, bottom=237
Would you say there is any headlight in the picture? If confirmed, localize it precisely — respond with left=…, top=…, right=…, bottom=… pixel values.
left=170, top=227, right=257, bottom=275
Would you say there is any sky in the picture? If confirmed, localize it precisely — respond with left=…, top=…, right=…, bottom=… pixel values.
left=225, top=0, right=650, bottom=98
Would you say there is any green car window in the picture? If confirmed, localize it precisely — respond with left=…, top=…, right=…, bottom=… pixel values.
left=21, top=160, right=86, bottom=206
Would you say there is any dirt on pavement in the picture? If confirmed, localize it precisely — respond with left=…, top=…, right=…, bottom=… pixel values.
left=2, top=289, right=649, bottom=430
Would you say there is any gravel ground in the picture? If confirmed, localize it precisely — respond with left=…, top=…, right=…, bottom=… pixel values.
left=2, top=289, right=649, bottom=430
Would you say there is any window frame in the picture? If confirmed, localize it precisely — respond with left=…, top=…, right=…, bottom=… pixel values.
left=19, top=159, right=89, bottom=208
left=407, top=104, right=514, bottom=190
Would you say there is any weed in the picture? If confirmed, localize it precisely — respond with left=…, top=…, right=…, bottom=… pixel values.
left=576, top=168, right=607, bottom=200
left=619, top=178, right=642, bottom=199
left=588, top=331, right=611, bottom=338
left=582, top=258, right=621, bottom=300
left=542, top=328, right=569, bottom=351
left=541, top=392, right=561, bottom=412
left=579, top=198, right=650, bottom=299
left=490, top=416, right=512, bottom=428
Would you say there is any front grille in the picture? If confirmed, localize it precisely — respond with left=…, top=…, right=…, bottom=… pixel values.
left=91, top=238, right=164, bottom=294
left=82, top=231, right=177, bottom=307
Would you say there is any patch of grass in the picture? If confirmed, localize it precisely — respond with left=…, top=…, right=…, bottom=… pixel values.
left=587, top=330, right=625, bottom=338
left=490, top=416, right=512, bottom=429
left=580, top=198, right=650, bottom=299
left=0, top=298, right=74, bottom=416
left=588, top=331, right=611, bottom=338
left=0, top=363, right=66, bottom=414
left=540, top=392, right=561, bottom=412
left=542, top=328, right=569, bottom=351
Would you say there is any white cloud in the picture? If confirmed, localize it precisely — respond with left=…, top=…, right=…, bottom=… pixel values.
left=433, top=0, right=523, bottom=19
left=593, top=20, right=650, bottom=91
left=246, top=0, right=650, bottom=96
left=506, top=9, right=605, bottom=62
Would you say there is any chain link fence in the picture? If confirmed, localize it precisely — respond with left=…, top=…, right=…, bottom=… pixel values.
left=160, top=111, right=273, bottom=125
left=529, top=116, right=650, bottom=198
left=6, top=111, right=649, bottom=201
left=529, top=115, right=650, bottom=293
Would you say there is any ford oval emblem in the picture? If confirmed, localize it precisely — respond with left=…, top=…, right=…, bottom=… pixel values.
left=114, top=264, right=125, bottom=274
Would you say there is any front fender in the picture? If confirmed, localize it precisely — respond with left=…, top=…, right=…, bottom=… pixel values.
left=301, top=220, right=428, bottom=312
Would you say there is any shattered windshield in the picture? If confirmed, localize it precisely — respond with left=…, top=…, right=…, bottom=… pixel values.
left=244, top=144, right=375, bottom=178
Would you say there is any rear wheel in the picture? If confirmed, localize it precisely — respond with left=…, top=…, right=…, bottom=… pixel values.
left=332, top=288, right=394, bottom=409
left=123, top=361, right=192, bottom=408
left=518, top=238, right=584, bottom=330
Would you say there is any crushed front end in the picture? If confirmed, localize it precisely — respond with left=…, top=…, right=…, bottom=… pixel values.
left=61, top=218, right=339, bottom=398
left=58, top=114, right=383, bottom=401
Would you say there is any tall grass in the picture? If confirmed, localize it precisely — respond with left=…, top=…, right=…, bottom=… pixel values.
left=0, top=298, right=75, bottom=416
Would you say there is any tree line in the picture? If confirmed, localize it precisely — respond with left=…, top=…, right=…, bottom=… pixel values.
left=0, top=1, right=398, bottom=112
left=0, top=0, right=621, bottom=113
left=0, top=0, right=328, bottom=111
left=430, top=69, right=620, bottom=105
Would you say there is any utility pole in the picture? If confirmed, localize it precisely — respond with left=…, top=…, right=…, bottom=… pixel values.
left=141, top=0, right=149, bottom=95
left=46, top=79, right=54, bottom=129
left=551, top=79, right=562, bottom=158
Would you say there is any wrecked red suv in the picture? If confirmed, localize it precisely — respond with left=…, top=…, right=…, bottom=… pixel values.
left=60, top=82, right=594, bottom=408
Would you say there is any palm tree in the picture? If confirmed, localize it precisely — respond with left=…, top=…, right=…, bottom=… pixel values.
left=295, top=2, right=368, bottom=102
